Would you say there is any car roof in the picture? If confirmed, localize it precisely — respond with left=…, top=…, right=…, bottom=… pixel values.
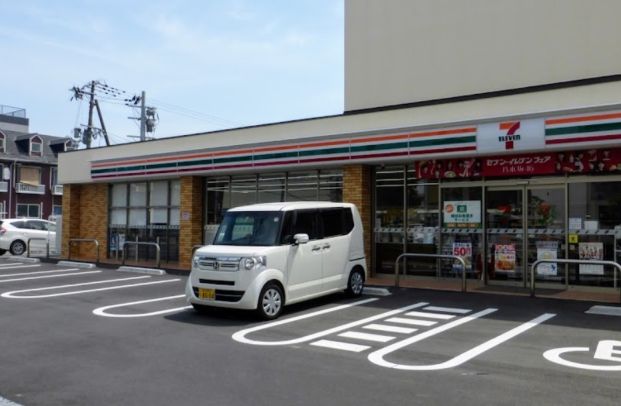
left=228, top=201, right=354, bottom=212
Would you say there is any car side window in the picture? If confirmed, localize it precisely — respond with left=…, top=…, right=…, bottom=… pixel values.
left=30, top=221, right=46, bottom=231
left=279, top=211, right=295, bottom=244
left=12, top=221, right=28, bottom=229
left=343, top=208, right=354, bottom=234
left=292, top=210, right=319, bottom=240
left=320, top=208, right=345, bottom=238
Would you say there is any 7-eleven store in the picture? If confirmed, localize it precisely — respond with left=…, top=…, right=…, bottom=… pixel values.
left=59, top=103, right=621, bottom=297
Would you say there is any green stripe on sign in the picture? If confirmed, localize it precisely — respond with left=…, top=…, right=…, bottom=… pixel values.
left=546, top=122, right=621, bottom=136
left=350, top=141, right=408, bottom=153
left=409, top=135, right=475, bottom=148
left=213, top=155, right=253, bottom=164
left=176, top=159, right=213, bottom=168
left=253, top=151, right=299, bottom=161
left=299, top=146, right=350, bottom=157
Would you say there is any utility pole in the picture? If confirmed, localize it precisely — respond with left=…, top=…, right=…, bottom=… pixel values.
left=140, top=90, right=146, bottom=142
left=84, top=80, right=96, bottom=148
left=94, top=100, right=111, bottom=147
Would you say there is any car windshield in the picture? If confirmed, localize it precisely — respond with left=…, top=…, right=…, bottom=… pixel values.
left=213, top=211, right=283, bottom=246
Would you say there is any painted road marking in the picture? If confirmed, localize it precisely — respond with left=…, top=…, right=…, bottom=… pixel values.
left=232, top=300, right=424, bottom=346
left=423, top=306, right=471, bottom=314
left=0, top=265, right=41, bottom=270
left=585, top=306, right=621, bottom=317
left=385, top=317, right=437, bottom=327
left=363, top=324, right=417, bottom=334
left=1, top=276, right=180, bottom=299
left=93, top=295, right=192, bottom=318
left=368, top=312, right=555, bottom=370
left=338, top=331, right=395, bottom=343
left=544, top=340, right=621, bottom=371
left=0, top=270, right=100, bottom=283
left=311, top=340, right=370, bottom=352
left=0, top=269, right=82, bottom=278
left=404, top=311, right=455, bottom=320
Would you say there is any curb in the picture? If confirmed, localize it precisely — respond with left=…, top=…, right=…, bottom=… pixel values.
left=117, top=266, right=167, bottom=276
left=57, top=261, right=96, bottom=269
left=363, top=286, right=392, bottom=296
left=6, top=256, right=40, bottom=263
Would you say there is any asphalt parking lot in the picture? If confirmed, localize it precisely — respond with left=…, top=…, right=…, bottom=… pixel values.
left=0, top=257, right=620, bottom=406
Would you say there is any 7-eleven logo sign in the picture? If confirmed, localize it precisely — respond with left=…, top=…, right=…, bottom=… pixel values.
left=499, top=121, right=520, bottom=150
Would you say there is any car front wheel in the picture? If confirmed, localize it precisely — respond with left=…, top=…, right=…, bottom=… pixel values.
left=10, top=240, right=26, bottom=256
left=257, top=283, right=284, bottom=320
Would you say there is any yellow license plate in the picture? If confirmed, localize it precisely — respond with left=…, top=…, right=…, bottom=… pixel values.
left=198, top=288, right=216, bottom=300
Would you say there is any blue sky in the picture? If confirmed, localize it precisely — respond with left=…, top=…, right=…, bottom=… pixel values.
left=0, top=0, right=344, bottom=146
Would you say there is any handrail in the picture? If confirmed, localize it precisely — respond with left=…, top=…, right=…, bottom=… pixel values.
left=530, top=258, right=621, bottom=303
left=68, top=238, right=100, bottom=263
left=122, top=242, right=161, bottom=268
left=395, top=253, right=468, bottom=292
left=27, top=237, right=49, bottom=258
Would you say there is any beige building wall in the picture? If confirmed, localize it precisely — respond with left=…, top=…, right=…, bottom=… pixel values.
left=345, top=0, right=621, bottom=111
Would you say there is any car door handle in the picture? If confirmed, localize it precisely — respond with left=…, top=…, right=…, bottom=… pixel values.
left=311, top=245, right=321, bottom=252
left=322, top=243, right=330, bottom=249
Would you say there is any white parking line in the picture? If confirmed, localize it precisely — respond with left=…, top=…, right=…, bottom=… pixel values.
left=0, top=270, right=100, bottom=283
left=0, top=265, right=41, bottom=270
left=1, top=276, right=181, bottom=299
left=232, top=301, right=426, bottom=346
left=93, top=295, right=191, bottom=318
left=363, top=324, right=417, bottom=334
left=0, top=269, right=82, bottom=278
left=311, top=340, right=370, bottom=352
left=338, top=331, right=395, bottom=343
left=423, top=306, right=471, bottom=314
left=385, top=317, right=437, bottom=327
left=404, top=311, right=456, bottom=320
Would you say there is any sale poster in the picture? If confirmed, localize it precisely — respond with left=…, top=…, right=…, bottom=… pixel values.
left=452, top=242, right=472, bottom=272
left=536, top=241, right=558, bottom=276
left=579, top=242, right=604, bottom=275
left=495, top=244, right=516, bottom=273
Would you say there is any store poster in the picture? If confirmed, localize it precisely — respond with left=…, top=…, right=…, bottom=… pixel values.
left=579, top=242, right=604, bottom=275
left=495, top=244, right=516, bottom=273
left=452, top=242, right=472, bottom=272
left=536, top=241, right=558, bottom=276
left=443, top=201, right=481, bottom=228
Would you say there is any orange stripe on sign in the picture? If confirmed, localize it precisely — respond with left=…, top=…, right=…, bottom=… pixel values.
left=499, top=122, right=519, bottom=130
left=546, top=111, right=621, bottom=126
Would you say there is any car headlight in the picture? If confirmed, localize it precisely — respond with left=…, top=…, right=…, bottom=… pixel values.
left=192, top=255, right=201, bottom=268
left=242, top=256, right=266, bottom=270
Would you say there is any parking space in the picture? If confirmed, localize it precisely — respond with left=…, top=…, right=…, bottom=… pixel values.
left=0, top=260, right=620, bottom=405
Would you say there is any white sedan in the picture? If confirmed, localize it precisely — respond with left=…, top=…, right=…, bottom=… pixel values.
left=0, top=219, right=56, bottom=256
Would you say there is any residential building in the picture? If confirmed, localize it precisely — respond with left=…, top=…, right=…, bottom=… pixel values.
left=0, top=104, right=72, bottom=220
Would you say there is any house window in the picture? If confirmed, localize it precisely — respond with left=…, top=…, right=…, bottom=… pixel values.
left=19, top=166, right=41, bottom=185
left=51, top=167, right=58, bottom=187
left=53, top=205, right=62, bottom=216
left=0, top=201, right=5, bottom=219
left=0, top=132, right=5, bottom=153
left=30, top=136, right=42, bottom=157
left=17, top=204, right=41, bottom=218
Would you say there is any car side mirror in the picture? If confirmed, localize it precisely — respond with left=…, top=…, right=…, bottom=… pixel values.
left=293, top=233, right=309, bottom=245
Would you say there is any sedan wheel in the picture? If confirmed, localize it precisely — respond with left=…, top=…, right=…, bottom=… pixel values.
left=346, top=270, right=364, bottom=297
left=10, top=240, right=26, bottom=256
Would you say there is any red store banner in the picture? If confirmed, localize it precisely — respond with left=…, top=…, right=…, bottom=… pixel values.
left=415, top=148, right=621, bottom=179
left=482, top=153, right=555, bottom=177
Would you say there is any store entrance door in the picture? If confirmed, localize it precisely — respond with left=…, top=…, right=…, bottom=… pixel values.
left=485, top=184, right=566, bottom=287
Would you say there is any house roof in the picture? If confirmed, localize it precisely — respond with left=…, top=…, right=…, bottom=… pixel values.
left=0, top=129, right=72, bottom=165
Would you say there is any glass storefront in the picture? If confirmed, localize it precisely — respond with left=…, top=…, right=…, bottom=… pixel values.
left=108, top=180, right=180, bottom=262
left=204, top=169, right=343, bottom=243
left=373, top=162, right=621, bottom=290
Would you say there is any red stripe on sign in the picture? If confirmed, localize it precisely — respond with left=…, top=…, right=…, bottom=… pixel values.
left=410, top=145, right=477, bottom=155
left=546, top=133, right=621, bottom=144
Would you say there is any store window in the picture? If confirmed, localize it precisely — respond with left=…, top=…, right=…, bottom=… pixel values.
left=286, top=171, right=318, bottom=201
left=108, top=181, right=180, bottom=263
left=258, top=173, right=285, bottom=203
left=374, top=166, right=405, bottom=274
left=568, top=181, right=621, bottom=286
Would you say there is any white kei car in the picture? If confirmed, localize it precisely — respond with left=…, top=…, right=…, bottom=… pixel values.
left=0, top=219, right=56, bottom=256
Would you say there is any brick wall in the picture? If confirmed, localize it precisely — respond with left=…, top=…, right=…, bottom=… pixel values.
left=343, top=165, right=372, bottom=273
left=179, top=176, right=204, bottom=270
left=61, top=183, right=108, bottom=261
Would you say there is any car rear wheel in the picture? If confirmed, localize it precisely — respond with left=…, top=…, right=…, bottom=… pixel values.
left=10, top=240, right=26, bottom=256
left=345, top=269, right=364, bottom=297
left=257, top=283, right=283, bottom=320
